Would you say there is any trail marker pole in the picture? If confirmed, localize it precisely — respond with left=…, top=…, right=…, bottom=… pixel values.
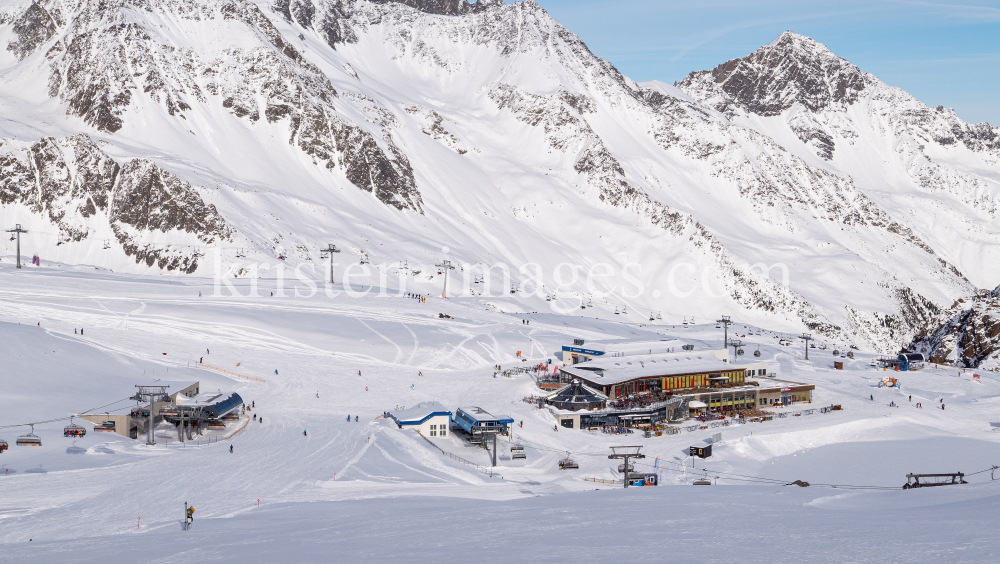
left=5, top=224, right=27, bottom=269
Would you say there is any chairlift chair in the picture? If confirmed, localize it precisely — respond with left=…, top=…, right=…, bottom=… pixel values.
left=617, top=462, right=635, bottom=473
left=0, top=439, right=7, bottom=453
left=64, top=416, right=86, bottom=437
left=511, top=444, right=526, bottom=460
left=622, top=305, right=627, bottom=314
left=693, top=476, right=713, bottom=485
left=753, top=346, right=761, bottom=358
left=95, top=420, right=116, bottom=432
left=656, top=311, right=661, bottom=320
left=102, top=239, right=110, bottom=250
left=559, top=452, right=578, bottom=470
left=16, top=424, right=41, bottom=447
left=737, top=348, right=744, bottom=356
left=614, top=307, right=619, bottom=315
left=650, top=312, right=655, bottom=321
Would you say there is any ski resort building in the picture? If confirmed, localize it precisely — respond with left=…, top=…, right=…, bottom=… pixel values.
left=389, top=402, right=452, bottom=437
left=77, top=383, right=242, bottom=439
left=560, top=338, right=696, bottom=364
left=559, top=352, right=746, bottom=399
left=732, top=360, right=770, bottom=378
left=78, top=381, right=203, bottom=439
left=454, top=407, right=514, bottom=437
left=547, top=353, right=814, bottom=430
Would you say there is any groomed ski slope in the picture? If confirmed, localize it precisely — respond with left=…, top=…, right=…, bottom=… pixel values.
left=2, top=262, right=1000, bottom=563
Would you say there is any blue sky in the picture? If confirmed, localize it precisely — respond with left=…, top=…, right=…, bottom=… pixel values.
left=536, top=0, right=1000, bottom=125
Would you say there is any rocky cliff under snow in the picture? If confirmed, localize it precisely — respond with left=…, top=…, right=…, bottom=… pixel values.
left=0, top=1, right=997, bottom=356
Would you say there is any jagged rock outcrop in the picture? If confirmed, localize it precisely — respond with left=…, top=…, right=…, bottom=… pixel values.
left=677, top=31, right=868, bottom=119
left=13, top=0, right=421, bottom=211
left=7, top=1, right=57, bottom=60
left=908, top=286, right=1000, bottom=369
left=0, top=134, right=229, bottom=272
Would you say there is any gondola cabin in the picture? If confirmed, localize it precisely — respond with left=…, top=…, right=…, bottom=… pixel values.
left=0, top=440, right=7, bottom=453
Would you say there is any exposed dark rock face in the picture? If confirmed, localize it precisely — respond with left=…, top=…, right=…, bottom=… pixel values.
left=0, top=134, right=229, bottom=272
left=7, top=2, right=57, bottom=60
left=370, top=0, right=490, bottom=16
left=677, top=31, right=867, bottom=117
left=909, top=286, right=1000, bottom=369
left=28, top=0, right=420, bottom=212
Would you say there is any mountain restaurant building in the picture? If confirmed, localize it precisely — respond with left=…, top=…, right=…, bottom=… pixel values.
left=559, top=352, right=746, bottom=399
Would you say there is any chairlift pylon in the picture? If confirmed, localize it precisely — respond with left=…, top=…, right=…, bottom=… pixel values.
left=16, top=424, right=41, bottom=447
left=64, top=416, right=86, bottom=437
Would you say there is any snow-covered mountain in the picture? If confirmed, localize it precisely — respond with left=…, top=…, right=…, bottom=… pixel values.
left=908, top=284, right=1000, bottom=369
left=0, top=0, right=997, bottom=353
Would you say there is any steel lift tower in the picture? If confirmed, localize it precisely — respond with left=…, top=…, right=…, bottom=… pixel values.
left=800, top=333, right=813, bottom=360
left=6, top=224, right=27, bottom=269
left=609, top=446, right=646, bottom=489
left=320, top=244, right=340, bottom=284
left=435, top=259, right=455, bottom=298
left=133, top=385, right=170, bottom=445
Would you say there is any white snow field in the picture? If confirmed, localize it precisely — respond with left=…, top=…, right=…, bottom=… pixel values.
left=2, top=263, right=1000, bottom=563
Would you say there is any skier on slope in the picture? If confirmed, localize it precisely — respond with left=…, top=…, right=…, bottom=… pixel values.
left=303, top=429, right=308, bottom=436
left=346, top=414, right=350, bottom=422
left=230, top=444, right=233, bottom=453
left=355, top=415, right=358, bottom=422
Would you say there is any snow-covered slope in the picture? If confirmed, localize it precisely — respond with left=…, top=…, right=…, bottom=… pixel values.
left=0, top=2, right=996, bottom=353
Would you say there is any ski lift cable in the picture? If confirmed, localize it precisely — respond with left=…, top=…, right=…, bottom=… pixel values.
left=0, top=397, right=133, bottom=429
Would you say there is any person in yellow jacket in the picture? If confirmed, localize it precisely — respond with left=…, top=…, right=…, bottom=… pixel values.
left=185, top=505, right=195, bottom=530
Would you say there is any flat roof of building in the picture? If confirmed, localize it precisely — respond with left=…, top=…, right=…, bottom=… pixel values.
left=456, top=406, right=514, bottom=424
left=562, top=351, right=738, bottom=385
left=391, top=401, right=451, bottom=425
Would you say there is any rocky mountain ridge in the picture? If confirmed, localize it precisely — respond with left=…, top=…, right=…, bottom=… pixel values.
left=0, top=0, right=996, bottom=355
